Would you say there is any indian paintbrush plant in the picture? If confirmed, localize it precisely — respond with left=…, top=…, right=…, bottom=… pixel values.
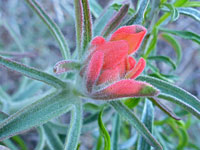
left=0, top=0, right=200, bottom=150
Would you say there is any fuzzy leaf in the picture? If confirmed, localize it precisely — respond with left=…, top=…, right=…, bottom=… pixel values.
left=0, top=90, right=74, bottom=140
left=178, top=7, right=200, bottom=22
left=110, top=101, right=162, bottom=150
left=125, top=0, right=150, bottom=25
left=158, top=94, right=200, bottom=119
left=53, top=60, right=81, bottom=74
left=0, top=55, right=66, bottom=89
left=24, top=0, right=70, bottom=59
left=111, top=114, right=120, bottom=150
left=74, top=0, right=83, bottom=57
left=149, top=97, right=181, bottom=120
left=44, top=124, right=64, bottom=150
left=64, top=99, right=82, bottom=150
left=137, top=76, right=200, bottom=119
left=81, top=0, right=92, bottom=51
left=88, top=0, right=103, bottom=18
left=12, top=81, right=43, bottom=102
left=94, top=7, right=116, bottom=36
left=35, top=127, right=45, bottom=150
left=102, top=4, right=129, bottom=37
left=137, top=100, right=154, bottom=150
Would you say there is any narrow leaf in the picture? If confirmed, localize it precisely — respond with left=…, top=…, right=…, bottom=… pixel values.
left=137, top=76, right=200, bottom=119
left=12, top=81, right=43, bottom=102
left=84, top=103, right=101, bottom=112
left=0, top=56, right=66, bottom=89
left=126, top=0, right=150, bottom=25
left=161, top=33, right=182, bottom=65
left=24, top=0, right=70, bottom=59
left=173, top=0, right=188, bottom=7
left=137, top=100, right=154, bottom=150
left=48, top=122, right=68, bottom=135
left=93, top=7, right=116, bottom=36
left=98, top=108, right=111, bottom=150
left=43, top=124, right=64, bottom=150
left=74, top=0, right=83, bottom=58
left=102, top=4, right=129, bottom=38
left=64, top=99, right=82, bottom=150
left=0, top=90, right=73, bottom=140
left=144, top=28, right=158, bottom=59
left=81, top=0, right=92, bottom=51
left=147, top=55, right=177, bottom=70
left=149, top=97, right=181, bottom=120
left=53, top=60, right=81, bottom=74
left=182, top=1, right=200, bottom=7
left=124, top=98, right=140, bottom=109
left=158, top=94, right=200, bottom=119
left=159, top=28, right=200, bottom=44
left=119, top=134, right=138, bottom=149
left=11, top=136, right=28, bottom=150
left=96, top=136, right=103, bottom=150
left=178, top=7, right=200, bottom=22
left=162, top=3, right=179, bottom=21
left=111, top=114, right=120, bottom=150
left=110, top=101, right=162, bottom=150
left=88, top=0, right=103, bottom=18
left=35, top=127, right=45, bottom=150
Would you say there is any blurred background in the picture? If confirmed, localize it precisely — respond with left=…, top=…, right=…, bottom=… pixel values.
left=0, top=0, right=200, bottom=149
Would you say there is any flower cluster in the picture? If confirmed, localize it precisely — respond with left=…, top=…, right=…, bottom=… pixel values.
left=83, top=25, right=158, bottom=100
left=54, top=25, right=159, bottom=100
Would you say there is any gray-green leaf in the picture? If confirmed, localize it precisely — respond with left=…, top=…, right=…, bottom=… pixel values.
left=137, top=76, right=200, bottom=119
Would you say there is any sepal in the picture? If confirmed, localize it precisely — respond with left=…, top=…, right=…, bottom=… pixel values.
left=91, top=79, right=159, bottom=100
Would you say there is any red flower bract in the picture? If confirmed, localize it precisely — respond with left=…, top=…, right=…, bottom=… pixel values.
left=84, top=25, right=159, bottom=100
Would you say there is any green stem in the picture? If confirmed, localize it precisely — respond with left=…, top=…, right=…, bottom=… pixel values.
left=155, top=13, right=170, bottom=26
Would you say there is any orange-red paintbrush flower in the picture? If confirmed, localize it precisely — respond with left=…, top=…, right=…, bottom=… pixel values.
left=84, top=25, right=159, bottom=100
left=54, top=25, right=159, bottom=100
